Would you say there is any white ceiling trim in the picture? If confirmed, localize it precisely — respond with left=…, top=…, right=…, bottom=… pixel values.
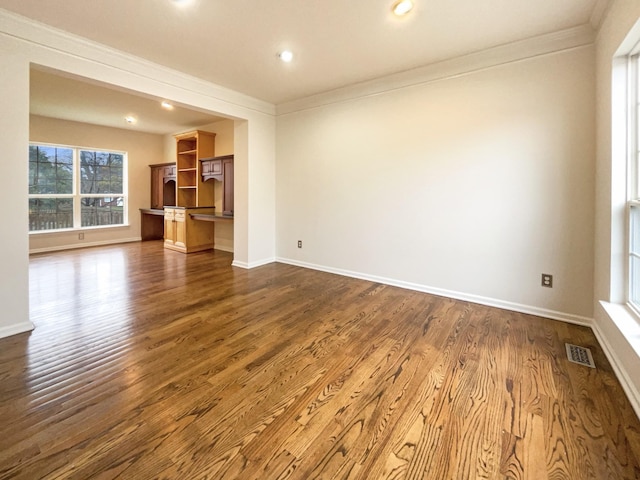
left=277, top=24, right=596, bottom=116
left=0, top=8, right=276, bottom=117
left=590, top=0, right=612, bottom=30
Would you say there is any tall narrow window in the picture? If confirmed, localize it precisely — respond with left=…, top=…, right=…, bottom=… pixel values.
left=79, top=150, right=125, bottom=227
left=629, top=53, right=640, bottom=310
left=29, top=145, right=74, bottom=231
left=28, top=143, right=127, bottom=232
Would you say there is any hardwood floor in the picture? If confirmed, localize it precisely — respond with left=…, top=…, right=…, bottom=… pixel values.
left=1, top=241, right=639, bottom=479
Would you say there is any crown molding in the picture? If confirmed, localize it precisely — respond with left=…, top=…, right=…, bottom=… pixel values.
left=590, top=0, right=612, bottom=30
left=277, top=24, right=596, bottom=116
left=0, top=7, right=597, bottom=120
left=0, top=8, right=276, bottom=117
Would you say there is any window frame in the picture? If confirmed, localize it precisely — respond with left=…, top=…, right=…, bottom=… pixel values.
left=628, top=48, right=640, bottom=314
left=28, top=142, right=128, bottom=233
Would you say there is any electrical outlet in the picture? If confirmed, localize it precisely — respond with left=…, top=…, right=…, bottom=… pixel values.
left=297, top=240, right=302, bottom=248
left=78, top=233, right=85, bottom=240
left=541, top=273, right=553, bottom=288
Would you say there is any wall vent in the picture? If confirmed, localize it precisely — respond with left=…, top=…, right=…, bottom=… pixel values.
left=565, top=343, right=596, bottom=368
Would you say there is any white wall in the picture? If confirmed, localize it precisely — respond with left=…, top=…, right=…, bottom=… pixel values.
left=29, top=115, right=164, bottom=252
left=0, top=36, right=32, bottom=338
left=0, top=9, right=276, bottom=338
left=247, top=115, right=276, bottom=266
left=277, top=46, right=596, bottom=322
left=594, top=0, right=640, bottom=414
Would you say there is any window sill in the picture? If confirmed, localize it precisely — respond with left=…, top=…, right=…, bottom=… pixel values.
left=29, top=224, right=130, bottom=236
left=599, top=301, right=640, bottom=358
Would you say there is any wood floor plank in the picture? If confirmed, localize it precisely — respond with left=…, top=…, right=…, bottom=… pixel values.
left=0, top=241, right=639, bottom=479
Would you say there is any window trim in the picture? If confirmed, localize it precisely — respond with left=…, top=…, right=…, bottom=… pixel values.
left=28, top=142, right=129, bottom=233
left=628, top=52, right=640, bottom=315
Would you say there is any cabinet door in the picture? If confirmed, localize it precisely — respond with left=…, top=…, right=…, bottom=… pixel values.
left=164, top=165, right=176, bottom=179
left=150, top=166, right=163, bottom=209
left=222, top=158, right=234, bottom=215
left=174, top=210, right=186, bottom=248
left=164, top=209, right=175, bottom=246
left=202, top=159, right=222, bottom=180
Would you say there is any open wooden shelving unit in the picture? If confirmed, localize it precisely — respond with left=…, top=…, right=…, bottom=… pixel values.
left=165, top=130, right=217, bottom=253
left=175, top=130, right=216, bottom=207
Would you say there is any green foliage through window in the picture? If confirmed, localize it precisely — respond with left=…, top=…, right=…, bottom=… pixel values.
left=80, top=150, right=124, bottom=194
left=28, top=144, right=127, bottom=232
left=29, top=146, right=73, bottom=195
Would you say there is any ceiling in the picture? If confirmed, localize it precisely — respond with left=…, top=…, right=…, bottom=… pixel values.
left=0, top=0, right=606, bottom=134
left=30, top=67, right=226, bottom=135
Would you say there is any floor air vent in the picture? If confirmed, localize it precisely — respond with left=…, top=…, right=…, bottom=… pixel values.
left=565, top=343, right=596, bottom=368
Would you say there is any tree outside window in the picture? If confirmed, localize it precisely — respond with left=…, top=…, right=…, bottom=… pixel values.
left=28, top=144, right=127, bottom=232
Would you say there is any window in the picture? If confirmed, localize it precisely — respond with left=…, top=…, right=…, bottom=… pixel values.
left=629, top=53, right=640, bottom=311
left=28, top=144, right=127, bottom=232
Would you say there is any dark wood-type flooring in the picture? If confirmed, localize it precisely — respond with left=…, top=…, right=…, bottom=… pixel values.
left=1, top=241, right=639, bottom=479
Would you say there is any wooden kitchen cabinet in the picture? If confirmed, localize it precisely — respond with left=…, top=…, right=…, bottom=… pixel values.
left=201, top=159, right=222, bottom=177
left=164, top=208, right=176, bottom=248
left=164, top=165, right=176, bottom=179
left=173, top=209, right=186, bottom=249
left=222, top=156, right=234, bottom=216
left=201, top=154, right=234, bottom=216
left=164, top=206, right=215, bottom=253
left=141, top=163, right=176, bottom=241
left=149, top=163, right=176, bottom=209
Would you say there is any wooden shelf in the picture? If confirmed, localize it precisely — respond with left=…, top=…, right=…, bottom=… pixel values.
left=174, top=130, right=212, bottom=214
left=173, top=130, right=216, bottom=210
left=178, top=167, right=197, bottom=189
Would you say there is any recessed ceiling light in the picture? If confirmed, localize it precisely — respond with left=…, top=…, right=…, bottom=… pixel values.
left=392, top=0, right=414, bottom=16
left=172, top=0, right=193, bottom=6
left=161, top=101, right=174, bottom=110
left=278, top=50, right=294, bottom=63
left=125, top=116, right=137, bottom=124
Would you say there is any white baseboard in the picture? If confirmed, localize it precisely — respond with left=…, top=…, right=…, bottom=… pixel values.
left=0, top=321, right=35, bottom=340
left=276, top=257, right=593, bottom=326
left=591, top=322, right=640, bottom=420
left=232, top=256, right=276, bottom=269
left=214, top=245, right=234, bottom=253
left=277, top=257, right=640, bottom=419
left=29, top=237, right=141, bottom=254
left=594, top=302, right=640, bottom=420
